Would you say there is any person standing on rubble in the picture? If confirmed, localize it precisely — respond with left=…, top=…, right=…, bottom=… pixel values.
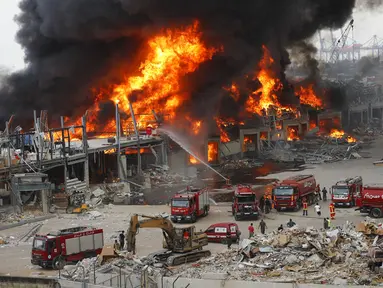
left=277, top=224, right=283, bottom=232
left=322, top=187, right=328, bottom=201
left=119, top=231, right=125, bottom=250
left=302, top=198, right=308, bottom=216
left=314, top=203, right=321, bottom=216
left=114, top=240, right=120, bottom=251
left=248, top=223, right=255, bottom=238
left=315, top=184, right=322, bottom=200
left=287, top=219, right=296, bottom=228
left=258, top=219, right=268, bottom=234
left=329, top=202, right=336, bottom=220
left=323, top=218, right=329, bottom=230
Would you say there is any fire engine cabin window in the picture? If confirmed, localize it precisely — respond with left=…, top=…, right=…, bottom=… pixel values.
left=356, top=186, right=360, bottom=193
left=205, top=226, right=215, bottom=233
left=214, top=227, right=227, bottom=233
left=273, top=187, right=294, bottom=196
left=33, top=239, right=46, bottom=251
left=172, top=199, right=189, bottom=207
left=230, top=226, right=237, bottom=233
left=332, top=187, right=349, bottom=196
left=237, top=195, right=256, bottom=203
left=47, top=240, right=56, bottom=253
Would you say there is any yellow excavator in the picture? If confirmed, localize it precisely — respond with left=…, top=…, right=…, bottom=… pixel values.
left=126, top=214, right=211, bottom=266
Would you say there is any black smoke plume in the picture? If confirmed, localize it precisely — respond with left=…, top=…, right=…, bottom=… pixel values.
left=0, top=0, right=356, bottom=125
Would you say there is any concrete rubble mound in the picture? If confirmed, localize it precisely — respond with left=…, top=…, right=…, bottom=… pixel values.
left=145, top=165, right=194, bottom=187
left=168, top=223, right=377, bottom=285
left=0, top=210, right=44, bottom=224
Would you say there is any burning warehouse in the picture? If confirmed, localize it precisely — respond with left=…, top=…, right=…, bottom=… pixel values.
left=0, top=0, right=364, bottom=208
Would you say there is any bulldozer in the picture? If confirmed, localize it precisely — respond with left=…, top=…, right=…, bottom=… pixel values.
left=126, top=214, right=211, bottom=266
left=66, top=191, right=89, bottom=214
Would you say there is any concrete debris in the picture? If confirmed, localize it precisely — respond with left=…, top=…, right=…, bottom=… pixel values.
left=90, top=182, right=143, bottom=205
left=145, top=165, right=194, bottom=187
left=356, top=218, right=383, bottom=235
left=163, top=223, right=375, bottom=285
left=0, top=210, right=44, bottom=224
left=260, top=137, right=368, bottom=164
left=0, top=236, right=8, bottom=245
left=86, top=211, right=103, bottom=220
left=220, top=159, right=264, bottom=172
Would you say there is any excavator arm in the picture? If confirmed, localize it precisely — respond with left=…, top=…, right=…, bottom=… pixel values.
left=126, top=214, right=175, bottom=254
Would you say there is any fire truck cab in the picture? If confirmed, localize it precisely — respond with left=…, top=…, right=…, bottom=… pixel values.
left=272, top=175, right=317, bottom=211
left=231, top=185, right=259, bottom=220
left=170, top=186, right=210, bottom=223
left=331, top=176, right=362, bottom=207
left=357, top=184, right=383, bottom=218
left=31, top=226, right=103, bottom=269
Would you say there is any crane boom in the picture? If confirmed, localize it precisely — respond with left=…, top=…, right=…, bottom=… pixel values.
left=329, top=19, right=354, bottom=64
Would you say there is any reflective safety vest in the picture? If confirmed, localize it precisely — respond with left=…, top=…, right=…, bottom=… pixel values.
left=303, top=202, right=308, bottom=210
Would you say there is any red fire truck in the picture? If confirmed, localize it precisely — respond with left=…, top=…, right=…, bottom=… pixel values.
left=356, top=184, right=383, bottom=218
left=170, top=186, right=210, bottom=223
left=272, top=175, right=317, bottom=211
left=31, top=226, right=104, bottom=269
left=231, top=185, right=259, bottom=220
left=331, top=176, right=363, bottom=207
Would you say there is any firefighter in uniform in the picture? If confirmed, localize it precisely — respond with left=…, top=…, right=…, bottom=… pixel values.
left=329, top=202, right=336, bottom=220
left=302, top=198, right=308, bottom=216
left=315, top=184, right=322, bottom=200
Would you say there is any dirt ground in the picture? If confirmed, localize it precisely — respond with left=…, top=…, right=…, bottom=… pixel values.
left=1, top=137, right=383, bottom=277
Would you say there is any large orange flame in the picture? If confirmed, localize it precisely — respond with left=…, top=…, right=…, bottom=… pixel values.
left=245, top=46, right=287, bottom=116
left=208, top=142, right=218, bottom=162
left=296, top=84, right=323, bottom=109
left=329, top=129, right=356, bottom=143
left=111, top=21, right=218, bottom=120
left=67, top=21, right=218, bottom=138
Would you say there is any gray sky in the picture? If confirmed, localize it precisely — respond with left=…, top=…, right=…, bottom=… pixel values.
left=0, top=1, right=383, bottom=71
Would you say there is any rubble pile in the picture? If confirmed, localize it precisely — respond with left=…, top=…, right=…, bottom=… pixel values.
left=170, top=224, right=377, bottom=285
left=260, top=138, right=367, bottom=164
left=0, top=210, right=44, bottom=224
left=90, top=182, right=143, bottom=205
left=220, top=159, right=264, bottom=172
left=146, top=165, right=194, bottom=187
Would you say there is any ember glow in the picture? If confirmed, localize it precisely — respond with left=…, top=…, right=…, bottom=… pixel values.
left=207, top=142, right=218, bottom=162
left=224, top=83, right=240, bottom=101
left=189, top=155, right=199, bottom=164
left=309, top=119, right=317, bottom=130
left=191, top=120, right=202, bottom=136
left=244, top=135, right=253, bottom=143
left=215, top=117, right=237, bottom=143
left=287, top=126, right=299, bottom=141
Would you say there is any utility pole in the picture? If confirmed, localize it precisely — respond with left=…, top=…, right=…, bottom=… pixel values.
left=115, top=103, right=121, bottom=178
left=82, top=111, right=89, bottom=188
left=129, top=102, right=141, bottom=176
left=60, top=116, right=68, bottom=192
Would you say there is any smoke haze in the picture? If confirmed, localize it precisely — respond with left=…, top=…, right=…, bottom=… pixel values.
left=0, top=0, right=357, bottom=123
